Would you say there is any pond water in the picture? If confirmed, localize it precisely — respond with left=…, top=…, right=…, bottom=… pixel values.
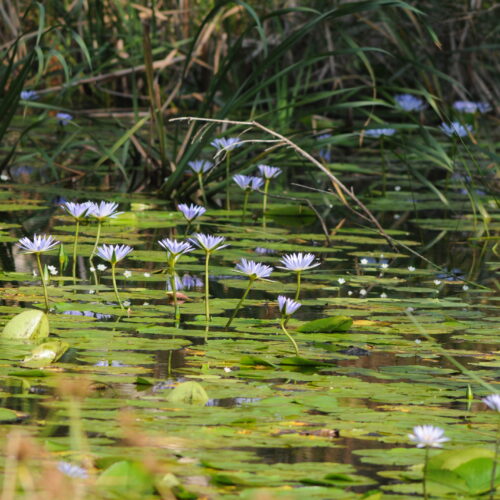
left=0, top=180, right=498, bottom=498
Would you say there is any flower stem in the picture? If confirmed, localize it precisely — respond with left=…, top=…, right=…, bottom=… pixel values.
left=198, top=173, right=208, bottom=206
left=294, top=271, right=302, bottom=301
left=490, top=422, right=500, bottom=500
left=111, top=263, right=124, bottom=309
left=72, top=220, right=80, bottom=286
left=35, top=253, right=50, bottom=312
left=89, top=220, right=102, bottom=287
left=225, top=152, right=231, bottom=210
left=169, top=265, right=180, bottom=326
left=423, top=447, right=429, bottom=500
left=262, top=178, right=270, bottom=230
left=204, top=253, right=211, bottom=322
left=225, top=278, right=254, bottom=329
left=280, top=317, right=300, bottom=356
left=242, top=190, right=249, bottom=224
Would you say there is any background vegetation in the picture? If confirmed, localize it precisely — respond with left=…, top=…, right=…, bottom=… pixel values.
left=1, top=0, right=498, bottom=208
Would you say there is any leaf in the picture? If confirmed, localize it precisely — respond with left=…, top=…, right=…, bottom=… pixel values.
left=279, top=356, right=328, bottom=367
left=96, top=460, right=155, bottom=496
left=134, top=376, right=154, bottom=386
left=427, top=447, right=500, bottom=495
left=240, top=355, right=276, bottom=367
left=166, top=381, right=209, bottom=406
left=2, top=310, right=50, bottom=340
left=298, top=316, right=353, bottom=333
left=0, top=408, right=20, bottom=422
left=22, top=341, right=69, bottom=367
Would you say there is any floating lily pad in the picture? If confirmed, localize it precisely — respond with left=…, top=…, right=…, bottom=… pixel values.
left=298, top=316, right=353, bottom=333
left=23, top=341, right=69, bottom=367
left=2, top=310, right=50, bottom=340
left=166, top=381, right=209, bottom=405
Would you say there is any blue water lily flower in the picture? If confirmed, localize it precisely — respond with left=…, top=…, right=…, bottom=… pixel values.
left=210, top=137, right=243, bottom=151
left=277, top=295, right=301, bottom=316
left=395, top=94, right=425, bottom=112
left=178, top=203, right=206, bottom=223
left=257, top=165, right=282, bottom=180
left=57, top=461, right=88, bottom=479
left=409, top=425, right=449, bottom=448
left=56, top=112, right=73, bottom=125
left=278, top=252, right=320, bottom=272
left=96, top=244, right=133, bottom=264
left=453, top=101, right=491, bottom=114
left=158, top=238, right=193, bottom=263
left=439, top=121, right=472, bottom=137
left=233, top=174, right=264, bottom=191
left=364, top=128, right=396, bottom=138
left=235, top=259, right=273, bottom=280
left=483, top=394, right=500, bottom=412
left=190, top=233, right=228, bottom=253
left=90, top=201, right=123, bottom=220
left=61, top=201, right=94, bottom=220
left=188, top=160, right=213, bottom=174
left=18, top=234, right=60, bottom=254
left=20, top=90, right=39, bottom=101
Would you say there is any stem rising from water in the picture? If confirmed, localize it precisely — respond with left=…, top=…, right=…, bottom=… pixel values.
left=225, top=278, right=254, bottom=329
left=35, top=253, right=50, bottom=312
left=280, top=318, right=299, bottom=356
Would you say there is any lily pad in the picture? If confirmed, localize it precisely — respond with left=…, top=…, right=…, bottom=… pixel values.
left=166, top=381, right=209, bottom=406
left=298, top=316, right=353, bottom=333
left=22, top=341, right=69, bottom=367
left=96, top=460, right=155, bottom=496
left=2, top=310, right=50, bottom=340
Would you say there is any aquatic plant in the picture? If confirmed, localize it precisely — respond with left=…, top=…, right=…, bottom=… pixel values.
left=364, top=128, right=396, bottom=138
left=61, top=201, right=93, bottom=286
left=395, top=94, right=425, bottom=111
left=188, top=160, right=213, bottom=205
left=453, top=101, right=491, bottom=113
left=18, top=234, right=60, bottom=311
left=96, top=244, right=133, bottom=309
left=158, top=238, right=193, bottom=323
left=177, top=203, right=206, bottom=235
left=409, top=425, right=449, bottom=500
left=190, top=233, right=228, bottom=323
left=277, top=252, right=320, bottom=300
left=233, top=174, right=263, bottom=223
left=88, top=202, right=123, bottom=285
left=225, top=259, right=273, bottom=328
left=57, top=461, right=88, bottom=479
left=257, top=164, right=282, bottom=229
left=440, top=122, right=473, bottom=137
left=20, top=90, right=38, bottom=101
left=483, top=394, right=500, bottom=499
left=277, top=295, right=301, bottom=356
left=211, top=137, right=243, bottom=210
left=56, top=112, right=73, bottom=126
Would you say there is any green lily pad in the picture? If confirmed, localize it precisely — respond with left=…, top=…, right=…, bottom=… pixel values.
left=427, top=447, right=500, bottom=495
left=166, top=381, right=209, bottom=405
left=22, top=341, right=69, bottom=367
left=298, top=316, right=353, bottom=333
left=96, top=460, right=155, bottom=496
left=2, top=310, right=50, bottom=340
